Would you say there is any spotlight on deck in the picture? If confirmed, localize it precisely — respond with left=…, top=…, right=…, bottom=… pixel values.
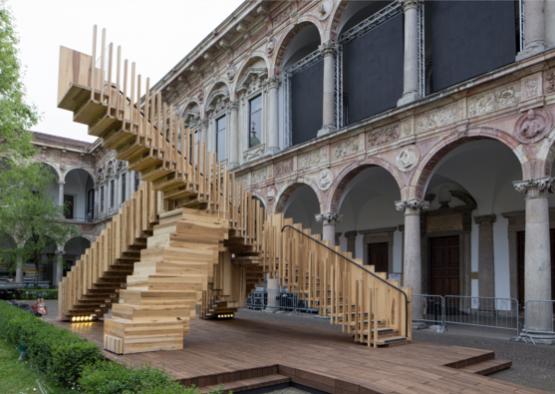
left=216, top=313, right=235, bottom=320
left=70, top=315, right=96, bottom=323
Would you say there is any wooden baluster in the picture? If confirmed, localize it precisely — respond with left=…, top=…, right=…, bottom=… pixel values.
left=91, top=25, right=97, bottom=96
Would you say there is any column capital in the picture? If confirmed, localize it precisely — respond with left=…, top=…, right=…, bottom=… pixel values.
left=229, top=100, right=239, bottom=111
left=266, top=76, right=280, bottom=90
left=315, top=211, right=342, bottom=225
left=474, top=214, right=497, bottom=225
left=319, top=41, right=336, bottom=56
left=402, top=0, right=419, bottom=11
left=395, top=199, right=429, bottom=212
left=513, top=177, right=554, bottom=195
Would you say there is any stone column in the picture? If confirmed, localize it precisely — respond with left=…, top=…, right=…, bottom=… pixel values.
left=517, top=0, right=546, bottom=60
left=15, top=252, right=23, bottom=284
left=207, top=114, right=216, bottom=153
left=396, top=199, right=428, bottom=319
left=266, top=275, right=280, bottom=312
left=54, top=249, right=64, bottom=287
left=267, top=78, right=280, bottom=154
left=475, top=215, right=496, bottom=299
left=58, top=181, right=65, bottom=207
left=546, top=0, right=555, bottom=48
left=229, top=101, right=239, bottom=167
left=514, top=178, right=553, bottom=336
left=316, top=212, right=340, bottom=245
left=318, top=41, right=336, bottom=137
left=397, top=0, right=421, bottom=106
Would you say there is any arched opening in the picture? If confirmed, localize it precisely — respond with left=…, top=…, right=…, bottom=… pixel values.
left=336, top=0, right=403, bottom=126
left=425, top=1, right=520, bottom=93
left=39, top=162, right=60, bottom=206
left=333, top=165, right=402, bottom=275
left=206, top=82, right=231, bottom=162
left=23, top=237, right=57, bottom=286
left=236, top=57, right=269, bottom=155
left=64, top=236, right=91, bottom=274
left=419, top=139, right=525, bottom=304
left=278, top=22, right=322, bottom=146
left=276, top=183, right=321, bottom=235
left=64, top=169, right=94, bottom=221
left=0, top=233, right=16, bottom=278
left=183, top=101, right=202, bottom=162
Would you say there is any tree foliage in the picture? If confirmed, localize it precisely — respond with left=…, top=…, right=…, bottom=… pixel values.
left=0, top=2, right=37, bottom=158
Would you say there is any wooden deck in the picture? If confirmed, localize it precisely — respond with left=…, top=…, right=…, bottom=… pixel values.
left=52, top=310, right=545, bottom=394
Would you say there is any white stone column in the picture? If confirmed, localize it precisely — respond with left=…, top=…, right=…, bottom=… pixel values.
left=207, top=114, right=216, bottom=153
left=316, top=212, right=340, bottom=245
left=475, top=215, right=496, bottom=299
left=267, top=78, right=280, bottom=153
left=514, top=177, right=553, bottom=335
left=318, top=41, right=336, bottom=136
left=396, top=199, right=428, bottom=319
left=517, top=0, right=546, bottom=60
left=266, top=275, right=280, bottom=312
left=229, top=101, right=239, bottom=167
left=15, top=252, right=23, bottom=284
left=58, top=181, right=65, bottom=207
left=54, top=249, right=64, bottom=287
left=397, top=0, right=421, bottom=106
left=546, top=0, right=555, bottom=48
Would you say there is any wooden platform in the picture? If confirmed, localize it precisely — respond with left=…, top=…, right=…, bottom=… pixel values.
left=51, top=310, right=545, bottom=394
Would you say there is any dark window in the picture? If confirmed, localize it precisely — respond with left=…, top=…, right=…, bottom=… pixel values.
left=426, top=0, right=518, bottom=93
left=110, top=179, right=115, bottom=208
left=100, top=186, right=104, bottom=212
left=134, top=172, right=140, bottom=191
left=291, top=59, right=323, bottom=145
left=249, top=95, right=262, bottom=148
left=342, top=13, right=403, bottom=124
left=63, top=195, right=74, bottom=219
left=216, top=115, right=227, bottom=161
left=121, top=173, right=126, bottom=203
left=86, top=189, right=94, bottom=220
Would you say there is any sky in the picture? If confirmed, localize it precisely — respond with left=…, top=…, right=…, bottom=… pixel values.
left=9, top=0, right=244, bottom=142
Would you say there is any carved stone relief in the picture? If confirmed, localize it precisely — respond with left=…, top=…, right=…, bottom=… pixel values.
left=274, top=159, right=294, bottom=178
left=251, top=165, right=270, bottom=185
left=244, top=144, right=265, bottom=162
left=521, top=74, right=541, bottom=101
left=318, top=168, right=333, bottom=191
left=333, top=136, right=361, bottom=161
left=544, top=69, right=555, bottom=95
left=366, top=124, right=400, bottom=148
left=467, top=82, right=520, bottom=118
left=415, top=101, right=464, bottom=133
left=514, top=108, right=553, bottom=144
left=396, top=146, right=419, bottom=172
left=298, top=147, right=328, bottom=170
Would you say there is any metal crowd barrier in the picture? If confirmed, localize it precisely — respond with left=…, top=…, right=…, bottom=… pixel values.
left=413, top=294, right=520, bottom=334
left=245, top=289, right=319, bottom=314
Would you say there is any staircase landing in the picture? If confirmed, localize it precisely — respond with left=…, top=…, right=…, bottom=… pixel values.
left=49, top=309, right=544, bottom=394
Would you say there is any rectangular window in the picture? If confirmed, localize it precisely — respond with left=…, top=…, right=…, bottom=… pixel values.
left=249, top=94, right=262, bottom=148
left=216, top=115, right=227, bottom=162
left=110, top=179, right=115, bottom=208
left=134, top=172, right=140, bottom=191
left=121, top=173, right=126, bottom=203
left=100, top=186, right=105, bottom=212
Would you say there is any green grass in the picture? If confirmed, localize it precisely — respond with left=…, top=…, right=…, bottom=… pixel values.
left=0, top=339, right=71, bottom=394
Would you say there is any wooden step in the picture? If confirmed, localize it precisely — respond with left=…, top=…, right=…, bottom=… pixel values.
left=459, top=359, right=512, bottom=376
left=200, top=374, right=290, bottom=394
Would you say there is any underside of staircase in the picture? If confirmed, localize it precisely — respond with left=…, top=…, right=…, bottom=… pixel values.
left=56, top=34, right=412, bottom=354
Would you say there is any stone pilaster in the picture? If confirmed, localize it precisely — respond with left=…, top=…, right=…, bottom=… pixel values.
left=58, top=181, right=65, bottom=207
left=395, top=199, right=428, bottom=319
left=318, top=41, right=336, bottom=136
left=517, top=0, right=546, bottom=60
left=474, top=214, right=496, bottom=299
left=229, top=101, right=239, bottom=167
left=267, top=78, right=279, bottom=154
left=397, top=0, right=421, bottom=106
left=54, top=249, right=64, bottom=287
left=513, top=177, right=554, bottom=337
left=316, top=211, right=341, bottom=245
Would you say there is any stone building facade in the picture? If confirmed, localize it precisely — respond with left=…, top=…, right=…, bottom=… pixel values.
left=0, top=132, right=139, bottom=286
left=150, top=0, right=555, bottom=333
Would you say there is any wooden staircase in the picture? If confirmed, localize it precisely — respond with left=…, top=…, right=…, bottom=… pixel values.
left=58, top=182, right=159, bottom=321
left=56, top=29, right=411, bottom=353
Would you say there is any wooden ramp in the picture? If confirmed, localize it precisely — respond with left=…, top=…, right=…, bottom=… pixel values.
left=56, top=27, right=412, bottom=353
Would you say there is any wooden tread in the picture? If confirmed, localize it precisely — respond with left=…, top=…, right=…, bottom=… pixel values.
left=200, top=374, right=290, bottom=393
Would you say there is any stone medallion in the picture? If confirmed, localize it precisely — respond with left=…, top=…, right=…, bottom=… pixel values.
left=318, top=168, right=333, bottom=191
left=514, top=108, right=553, bottom=144
left=396, top=146, right=419, bottom=172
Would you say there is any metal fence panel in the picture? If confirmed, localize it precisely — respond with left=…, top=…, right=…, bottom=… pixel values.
left=444, top=295, right=519, bottom=332
left=413, top=294, right=444, bottom=325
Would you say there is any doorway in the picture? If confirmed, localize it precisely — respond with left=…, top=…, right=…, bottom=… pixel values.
left=367, top=242, right=388, bottom=273
left=429, top=235, right=460, bottom=295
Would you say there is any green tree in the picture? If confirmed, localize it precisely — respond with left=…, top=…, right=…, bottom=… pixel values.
left=0, top=3, right=76, bottom=283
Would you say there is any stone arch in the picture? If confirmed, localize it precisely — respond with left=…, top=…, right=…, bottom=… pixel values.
left=63, top=167, right=95, bottom=185
left=410, top=127, right=527, bottom=200
left=38, top=161, right=62, bottom=183
left=274, top=180, right=322, bottom=214
left=250, top=191, right=267, bottom=210
left=328, top=0, right=350, bottom=41
left=205, top=81, right=230, bottom=113
left=536, top=128, right=555, bottom=178
left=233, top=55, right=270, bottom=94
left=273, top=19, right=323, bottom=74
left=327, top=157, right=403, bottom=213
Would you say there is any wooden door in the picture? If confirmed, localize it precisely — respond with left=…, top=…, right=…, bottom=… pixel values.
left=429, top=235, right=460, bottom=295
left=367, top=242, right=388, bottom=273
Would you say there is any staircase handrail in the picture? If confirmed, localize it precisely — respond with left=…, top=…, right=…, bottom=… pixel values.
left=281, top=224, right=410, bottom=338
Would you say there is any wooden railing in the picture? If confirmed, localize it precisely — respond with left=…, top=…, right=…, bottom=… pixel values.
left=56, top=26, right=411, bottom=346
left=58, top=182, right=159, bottom=320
